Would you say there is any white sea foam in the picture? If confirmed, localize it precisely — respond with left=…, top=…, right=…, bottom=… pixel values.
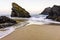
left=10, top=14, right=60, bottom=25
left=27, top=15, right=60, bottom=25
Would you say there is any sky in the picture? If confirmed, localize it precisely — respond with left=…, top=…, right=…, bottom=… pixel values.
left=0, top=0, right=60, bottom=15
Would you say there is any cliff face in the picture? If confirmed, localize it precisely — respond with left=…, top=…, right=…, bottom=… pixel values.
left=11, top=3, right=31, bottom=18
left=40, top=7, right=51, bottom=15
left=40, top=5, right=60, bottom=22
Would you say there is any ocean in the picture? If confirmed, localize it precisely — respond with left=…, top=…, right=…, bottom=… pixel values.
left=28, top=14, right=60, bottom=25
left=1, top=13, right=60, bottom=25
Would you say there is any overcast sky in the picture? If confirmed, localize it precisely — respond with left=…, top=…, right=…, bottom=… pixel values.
left=0, top=0, right=60, bottom=15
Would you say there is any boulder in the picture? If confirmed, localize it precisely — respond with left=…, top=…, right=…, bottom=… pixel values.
left=11, top=3, right=31, bottom=18
left=40, top=5, right=60, bottom=22
left=0, top=16, right=17, bottom=28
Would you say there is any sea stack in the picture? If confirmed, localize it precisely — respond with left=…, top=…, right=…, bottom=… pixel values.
left=40, top=5, right=60, bottom=22
left=11, top=3, right=31, bottom=18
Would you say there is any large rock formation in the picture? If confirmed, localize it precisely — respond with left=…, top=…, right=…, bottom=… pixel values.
left=40, top=5, right=60, bottom=22
left=11, top=3, right=31, bottom=18
left=40, top=7, right=51, bottom=15
left=0, top=16, right=17, bottom=28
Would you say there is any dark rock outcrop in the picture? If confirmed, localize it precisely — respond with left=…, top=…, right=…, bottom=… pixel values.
left=11, top=3, right=31, bottom=18
left=0, top=16, right=17, bottom=28
left=40, top=5, right=60, bottom=22
left=40, top=7, right=51, bottom=15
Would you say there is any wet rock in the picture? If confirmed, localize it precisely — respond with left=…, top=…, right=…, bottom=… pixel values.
left=40, top=5, right=60, bottom=22
left=40, top=7, right=51, bottom=15
left=0, top=23, right=15, bottom=28
left=47, top=5, right=60, bottom=21
left=0, top=16, right=17, bottom=28
left=11, top=3, right=31, bottom=18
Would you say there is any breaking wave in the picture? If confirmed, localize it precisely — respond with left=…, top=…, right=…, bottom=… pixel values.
left=27, top=14, right=60, bottom=25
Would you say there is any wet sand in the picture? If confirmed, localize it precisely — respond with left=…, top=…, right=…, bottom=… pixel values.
left=1, top=24, right=60, bottom=40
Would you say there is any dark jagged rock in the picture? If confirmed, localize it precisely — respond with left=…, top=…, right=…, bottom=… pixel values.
left=0, top=16, right=17, bottom=28
left=0, top=23, right=15, bottom=28
left=40, top=7, right=51, bottom=15
left=40, top=5, right=60, bottom=22
left=0, top=16, right=16, bottom=23
left=11, top=3, right=31, bottom=18
left=47, top=5, right=60, bottom=21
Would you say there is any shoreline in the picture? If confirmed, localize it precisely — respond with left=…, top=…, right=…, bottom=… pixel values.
left=1, top=24, right=60, bottom=40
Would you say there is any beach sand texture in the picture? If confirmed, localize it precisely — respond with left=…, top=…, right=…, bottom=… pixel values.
left=1, top=24, right=60, bottom=40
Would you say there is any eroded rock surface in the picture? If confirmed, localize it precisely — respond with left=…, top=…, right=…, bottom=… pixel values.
left=11, top=3, right=31, bottom=18
left=40, top=5, right=60, bottom=22
left=0, top=16, right=17, bottom=28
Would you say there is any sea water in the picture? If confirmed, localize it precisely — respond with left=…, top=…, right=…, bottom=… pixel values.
left=2, top=14, right=60, bottom=25
left=27, top=14, right=60, bottom=25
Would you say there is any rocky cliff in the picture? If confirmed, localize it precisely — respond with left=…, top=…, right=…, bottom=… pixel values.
left=11, top=3, right=31, bottom=18
left=40, top=5, right=60, bottom=22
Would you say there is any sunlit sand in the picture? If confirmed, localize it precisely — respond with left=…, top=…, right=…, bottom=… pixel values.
left=1, top=24, right=60, bottom=40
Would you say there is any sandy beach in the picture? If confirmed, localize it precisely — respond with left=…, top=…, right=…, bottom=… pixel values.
left=1, top=24, right=60, bottom=40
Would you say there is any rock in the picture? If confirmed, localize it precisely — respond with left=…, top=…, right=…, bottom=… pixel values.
left=0, top=23, right=15, bottom=28
left=40, top=5, right=60, bottom=22
left=0, top=16, right=17, bottom=28
left=11, top=3, right=31, bottom=18
left=47, top=5, right=60, bottom=21
left=40, top=7, right=51, bottom=15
